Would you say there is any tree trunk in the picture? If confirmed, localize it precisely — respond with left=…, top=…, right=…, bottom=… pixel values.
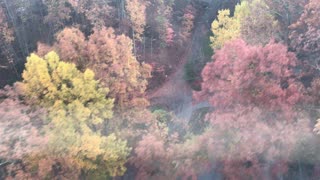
left=132, top=29, right=136, bottom=57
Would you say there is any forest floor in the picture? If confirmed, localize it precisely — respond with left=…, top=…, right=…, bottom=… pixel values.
left=147, top=0, right=221, bottom=121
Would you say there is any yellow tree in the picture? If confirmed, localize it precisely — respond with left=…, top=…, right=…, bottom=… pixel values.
left=19, top=51, right=130, bottom=178
left=37, top=27, right=152, bottom=110
left=210, top=1, right=250, bottom=49
left=210, top=0, right=280, bottom=48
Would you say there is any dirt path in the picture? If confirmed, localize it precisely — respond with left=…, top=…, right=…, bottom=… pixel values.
left=148, top=0, right=222, bottom=121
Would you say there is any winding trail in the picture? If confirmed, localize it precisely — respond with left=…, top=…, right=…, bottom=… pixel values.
left=147, top=2, right=223, bottom=179
left=148, top=0, right=222, bottom=122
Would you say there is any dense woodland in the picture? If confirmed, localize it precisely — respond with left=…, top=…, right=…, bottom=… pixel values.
left=1, top=0, right=320, bottom=179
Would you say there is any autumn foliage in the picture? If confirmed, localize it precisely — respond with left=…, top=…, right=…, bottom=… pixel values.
left=196, top=107, right=311, bottom=179
left=195, top=39, right=306, bottom=119
left=16, top=51, right=130, bottom=178
left=240, top=0, right=280, bottom=45
left=289, top=0, right=320, bottom=66
left=0, top=7, right=14, bottom=44
left=0, top=85, right=46, bottom=161
left=87, top=28, right=152, bottom=109
left=2, top=0, right=320, bottom=179
left=126, top=0, right=146, bottom=40
left=37, top=27, right=152, bottom=110
left=191, top=37, right=316, bottom=179
left=210, top=1, right=249, bottom=49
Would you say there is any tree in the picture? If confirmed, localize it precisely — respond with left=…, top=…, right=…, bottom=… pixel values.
left=125, top=0, right=147, bottom=56
left=210, top=1, right=250, bottom=49
left=20, top=51, right=113, bottom=111
left=0, top=85, right=48, bottom=179
left=55, top=27, right=87, bottom=68
left=180, top=5, right=196, bottom=41
left=195, top=39, right=306, bottom=120
left=37, top=27, right=87, bottom=69
left=67, top=0, right=114, bottom=28
left=125, top=0, right=146, bottom=41
left=42, top=0, right=72, bottom=32
left=289, top=0, right=320, bottom=68
left=241, top=0, right=281, bottom=45
left=147, top=0, right=175, bottom=45
left=130, top=114, right=187, bottom=180
left=86, top=27, right=152, bottom=109
left=0, top=5, right=15, bottom=71
left=19, top=51, right=130, bottom=177
left=0, top=6, right=14, bottom=44
left=1, top=0, right=47, bottom=57
left=124, top=107, right=194, bottom=179
left=264, top=0, right=307, bottom=44
left=210, top=0, right=283, bottom=48
left=37, top=27, right=152, bottom=110
left=132, top=134, right=175, bottom=179
left=201, top=107, right=312, bottom=179
left=191, top=37, right=317, bottom=179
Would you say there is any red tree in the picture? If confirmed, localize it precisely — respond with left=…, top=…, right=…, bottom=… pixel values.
left=0, top=85, right=48, bottom=179
left=192, top=38, right=314, bottom=179
left=289, top=0, right=320, bottom=67
left=207, top=107, right=311, bottom=179
left=194, top=39, right=306, bottom=120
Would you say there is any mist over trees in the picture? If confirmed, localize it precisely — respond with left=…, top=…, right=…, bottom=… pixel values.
left=1, top=0, right=320, bottom=179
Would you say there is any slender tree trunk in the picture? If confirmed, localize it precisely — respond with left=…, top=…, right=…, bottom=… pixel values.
left=38, top=3, right=45, bottom=40
left=279, top=173, right=284, bottom=180
left=150, top=32, right=153, bottom=59
left=3, top=0, right=24, bottom=57
left=265, top=162, right=271, bottom=180
left=21, top=24, right=30, bottom=55
left=0, top=36, right=19, bottom=77
left=298, top=160, right=303, bottom=180
left=132, top=29, right=136, bottom=57
left=143, top=34, right=146, bottom=59
left=118, top=0, right=126, bottom=20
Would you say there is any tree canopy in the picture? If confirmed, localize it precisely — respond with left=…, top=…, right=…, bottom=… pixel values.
left=210, top=1, right=249, bottom=49
left=19, top=51, right=130, bottom=178
left=2, top=0, right=320, bottom=179
left=195, top=39, right=306, bottom=119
